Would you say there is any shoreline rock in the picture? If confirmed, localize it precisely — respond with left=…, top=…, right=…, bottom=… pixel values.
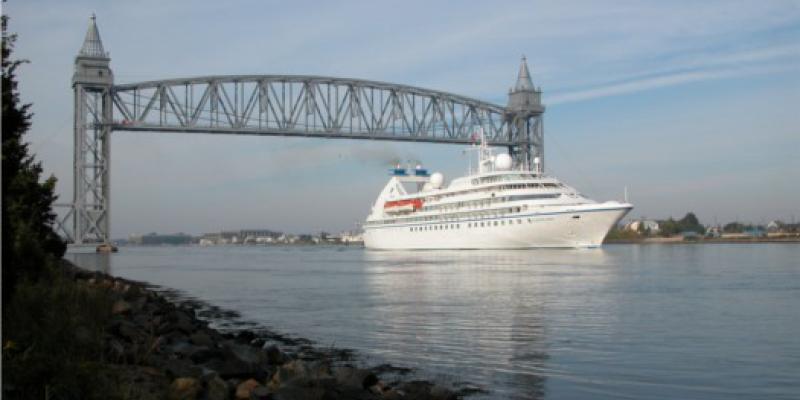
left=60, top=260, right=471, bottom=399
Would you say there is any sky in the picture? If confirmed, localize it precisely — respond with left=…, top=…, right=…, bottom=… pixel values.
left=4, top=0, right=800, bottom=237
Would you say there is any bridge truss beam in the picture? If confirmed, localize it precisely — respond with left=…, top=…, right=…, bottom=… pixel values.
left=110, top=76, right=518, bottom=146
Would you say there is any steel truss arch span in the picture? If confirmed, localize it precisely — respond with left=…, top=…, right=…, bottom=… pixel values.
left=110, top=75, right=517, bottom=145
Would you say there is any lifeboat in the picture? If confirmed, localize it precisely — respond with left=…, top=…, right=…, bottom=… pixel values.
left=384, top=198, right=423, bottom=214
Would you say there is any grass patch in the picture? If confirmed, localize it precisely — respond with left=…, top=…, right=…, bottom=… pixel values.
left=2, top=262, right=122, bottom=400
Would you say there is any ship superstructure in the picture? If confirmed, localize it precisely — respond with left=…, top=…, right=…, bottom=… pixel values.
left=362, top=134, right=632, bottom=249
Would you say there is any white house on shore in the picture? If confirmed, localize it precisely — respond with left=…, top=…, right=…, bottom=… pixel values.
left=624, top=219, right=660, bottom=234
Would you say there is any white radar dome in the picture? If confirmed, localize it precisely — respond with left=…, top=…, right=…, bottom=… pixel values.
left=429, top=172, right=444, bottom=189
left=494, top=153, right=513, bottom=171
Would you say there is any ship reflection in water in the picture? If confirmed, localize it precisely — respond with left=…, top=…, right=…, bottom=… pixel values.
left=363, top=249, right=612, bottom=399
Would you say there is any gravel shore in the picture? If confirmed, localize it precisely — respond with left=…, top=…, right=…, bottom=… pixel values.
left=61, top=260, right=472, bottom=400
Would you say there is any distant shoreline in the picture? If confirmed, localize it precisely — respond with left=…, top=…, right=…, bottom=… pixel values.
left=605, top=237, right=800, bottom=244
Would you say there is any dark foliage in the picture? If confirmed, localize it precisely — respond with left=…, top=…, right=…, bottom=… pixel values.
left=723, top=222, right=746, bottom=233
left=2, top=15, right=67, bottom=306
left=658, top=212, right=705, bottom=236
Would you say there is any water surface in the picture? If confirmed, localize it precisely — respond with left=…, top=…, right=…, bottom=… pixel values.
left=67, top=244, right=800, bottom=399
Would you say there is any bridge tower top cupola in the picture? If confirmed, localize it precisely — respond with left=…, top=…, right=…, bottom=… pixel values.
left=73, top=13, right=113, bottom=87
left=506, top=56, right=544, bottom=115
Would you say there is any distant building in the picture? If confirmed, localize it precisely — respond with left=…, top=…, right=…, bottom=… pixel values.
left=705, top=226, right=721, bottom=238
left=340, top=231, right=364, bottom=244
left=624, top=219, right=660, bottom=234
left=240, top=229, right=280, bottom=239
left=766, top=221, right=783, bottom=232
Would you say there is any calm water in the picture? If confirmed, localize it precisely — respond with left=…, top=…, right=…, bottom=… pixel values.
left=67, top=244, right=800, bottom=399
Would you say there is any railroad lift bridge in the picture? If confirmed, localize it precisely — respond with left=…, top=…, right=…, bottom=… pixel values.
left=56, top=15, right=546, bottom=246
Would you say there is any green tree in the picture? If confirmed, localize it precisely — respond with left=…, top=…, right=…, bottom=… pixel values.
left=678, top=212, right=704, bottom=234
left=658, top=217, right=679, bottom=236
left=657, top=212, right=705, bottom=236
left=2, top=15, right=66, bottom=305
left=724, top=222, right=745, bottom=233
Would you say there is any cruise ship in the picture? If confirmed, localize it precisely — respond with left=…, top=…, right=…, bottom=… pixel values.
left=362, top=135, right=632, bottom=250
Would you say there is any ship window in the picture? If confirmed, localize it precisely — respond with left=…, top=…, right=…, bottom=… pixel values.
left=480, top=222, right=484, bottom=227
left=517, top=219, right=522, bottom=224
left=493, top=221, right=498, bottom=226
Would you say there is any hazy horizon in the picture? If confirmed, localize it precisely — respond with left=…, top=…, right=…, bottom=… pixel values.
left=5, top=0, right=799, bottom=237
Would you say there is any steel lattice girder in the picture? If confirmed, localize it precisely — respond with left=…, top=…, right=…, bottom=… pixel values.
left=73, top=86, right=111, bottom=244
left=109, top=75, right=523, bottom=145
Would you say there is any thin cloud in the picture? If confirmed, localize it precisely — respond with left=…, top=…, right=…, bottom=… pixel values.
left=548, top=62, right=797, bottom=105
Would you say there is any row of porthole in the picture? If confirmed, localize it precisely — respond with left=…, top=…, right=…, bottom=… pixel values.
left=408, top=218, right=541, bottom=232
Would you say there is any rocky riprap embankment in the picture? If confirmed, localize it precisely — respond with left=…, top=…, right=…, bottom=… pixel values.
left=64, top=262, right=466, bottom=400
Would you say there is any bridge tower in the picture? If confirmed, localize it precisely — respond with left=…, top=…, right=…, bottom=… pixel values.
left=72, top=14, right=113, bottom=244
left=506, top=56, right=545, bottom=171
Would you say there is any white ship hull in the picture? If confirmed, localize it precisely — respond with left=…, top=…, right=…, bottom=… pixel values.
left=364, top=203, right=631, bottom=250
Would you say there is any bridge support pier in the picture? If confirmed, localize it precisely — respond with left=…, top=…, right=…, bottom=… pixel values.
left=71, top=15, right=113, bottom=245
left=507, top=114, right=544, bottom=172
left=506, top=56, right=545, bottom=172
